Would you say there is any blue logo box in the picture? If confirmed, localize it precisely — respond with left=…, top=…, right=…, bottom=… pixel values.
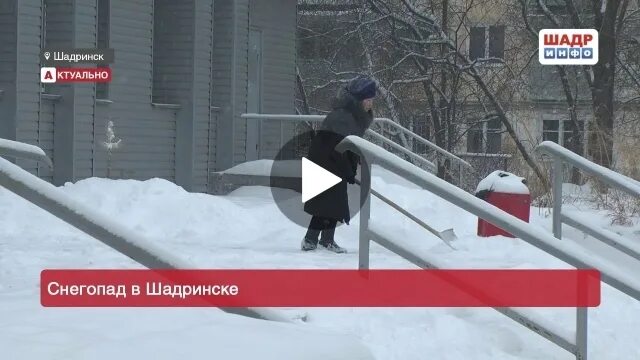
left=543, top=47, right=594, bottom=59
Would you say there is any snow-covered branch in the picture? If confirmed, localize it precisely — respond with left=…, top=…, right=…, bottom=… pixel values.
left=103, top=121, right=122, bottom=150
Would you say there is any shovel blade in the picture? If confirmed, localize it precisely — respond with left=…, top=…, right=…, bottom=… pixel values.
left=438, top=228, right=458, bottom=247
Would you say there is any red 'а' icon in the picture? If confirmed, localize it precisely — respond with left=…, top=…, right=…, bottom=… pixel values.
left=40, top=67, right=57, bottom=83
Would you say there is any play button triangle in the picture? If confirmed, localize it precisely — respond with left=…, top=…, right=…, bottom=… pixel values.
left=301, top=157, right=342, bottom=203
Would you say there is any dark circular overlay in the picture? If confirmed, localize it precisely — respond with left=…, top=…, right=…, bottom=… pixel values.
left=269, top=130, right=370, bottom=229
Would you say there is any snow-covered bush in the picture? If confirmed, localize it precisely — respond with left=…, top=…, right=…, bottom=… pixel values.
left=103, top=120, right=122, bottom=178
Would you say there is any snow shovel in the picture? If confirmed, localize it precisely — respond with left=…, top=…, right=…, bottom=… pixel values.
left=353, top=179, right=458, bottom=249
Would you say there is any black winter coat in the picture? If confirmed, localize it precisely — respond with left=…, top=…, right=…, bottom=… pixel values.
left=303, top=89, right=374, bottom=223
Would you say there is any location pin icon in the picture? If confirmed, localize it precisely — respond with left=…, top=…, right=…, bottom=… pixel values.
left=44, top=52, right=50, bottom=60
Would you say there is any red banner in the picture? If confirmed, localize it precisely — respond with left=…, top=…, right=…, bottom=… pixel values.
left=41, top=269, right=600, bottom=307
left=60, top=67, right=111, bottom=83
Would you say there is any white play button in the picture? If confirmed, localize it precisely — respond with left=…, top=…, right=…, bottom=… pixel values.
left=301, top=157, right=342, bottom=203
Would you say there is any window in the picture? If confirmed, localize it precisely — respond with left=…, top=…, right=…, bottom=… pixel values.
left=469, top=27, right=485, bottom=60
left=469, top=25, right=505, bottom=61
left=467, top=118, right=502, bottom=153
left=96, top=0, right=110, bottom=99
left=542, top=119, right=584, bottom=153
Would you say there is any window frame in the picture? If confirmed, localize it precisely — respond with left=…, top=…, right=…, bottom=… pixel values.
left=542, top=118, right=584, bottom=152
left=468, top=24, right=506, bottom=64
left=467, top=118, right=503, bottom=154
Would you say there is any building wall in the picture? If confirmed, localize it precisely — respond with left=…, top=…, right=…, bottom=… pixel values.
left=38, top=96, right=55, bottom=182
left=249, top=0, right=297, bottom=160
left=72, top=0, right=98, bottom=180
left=211, top=0, right=241, bottom=170
left=2, top=0, right=298, bottom=190
left=192, top=0, right=215, bottom=192
left=0, top=3, right=17, bottom=134
left=14, top=0, right=43, bottom=176
left=233, top=0, right=249, bottom=165
left=213, top=0, right=297, bottom=169
left=95, top=0, right=177, bottom=181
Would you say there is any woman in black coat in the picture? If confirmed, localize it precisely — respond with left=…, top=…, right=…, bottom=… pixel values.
left=301, top=76, right=376, bottom=253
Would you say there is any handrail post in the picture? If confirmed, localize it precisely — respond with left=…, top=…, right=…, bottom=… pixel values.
left=359, top=159, right=372, bottom=270
left=576, top=307, right=588, bottom=359
left=552, top=157, right=563, bottom=239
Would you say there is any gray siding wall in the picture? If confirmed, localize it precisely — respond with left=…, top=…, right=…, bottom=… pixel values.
left=249, top=0, right=297, bottom=160
left=213, top=0, right=297, bottom=170
left=14, top=0, right=43, bottom=175
left=212, top=0, right=246, bottom=170
left=152, top=0, right=193, bottom=104
left=204, top=107, right=218, bottom=189
left=192, top=0, right=215, bottom=192
left=152, top=0, right=194, bottom=187
left=43, top=0, right=74, bottom=184
left=211, top=0, right=232, bottom=170
left=0, top=2, right=18, bottom=142
left=44, top=0, right=96, bottom=184
left=38, top=97, right=55, bottom=182
left=44, top=0, right=72, bottom=45
left=233, top=0, right=249, bottom=165
left=212, top=0, right=249, bottom=168
left=3, top=0, right=297, bottom=190
left=97, top=0, right=177, bottom=180
left=152, top=0, right=214, bottom=192
left=73, top=0, right=98, bottom=180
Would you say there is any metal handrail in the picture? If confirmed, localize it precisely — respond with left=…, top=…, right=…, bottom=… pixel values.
left=535, top=140, right=640, bottom=360
left=535, top=141, right=640, bottom=257
left=365, top=130, right=436, bottom=173
left=354, top=178, right=454, bottom=247
left=366, top=225, right=577, bottom=353
left=0, top=142, right=289, bottom=323
left=240, top=113, right=469, bottom=173
left=373, top=117, right=472, bottom=168
left=0, top=138, right=53, bottom=167
left=537, top=141, right=640, bottom=198
left=562, top=211, right=640, bottom=262
left=336, top=135, right=640, bottom=360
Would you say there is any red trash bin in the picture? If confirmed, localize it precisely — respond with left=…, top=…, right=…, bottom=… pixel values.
left=476, top=171, right=530, bottom=238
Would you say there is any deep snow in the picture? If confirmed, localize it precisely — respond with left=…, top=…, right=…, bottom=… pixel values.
left=1, top=165, right=639, bottom=359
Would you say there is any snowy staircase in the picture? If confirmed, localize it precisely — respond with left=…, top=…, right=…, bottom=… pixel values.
left=0, top=138, right=290, bottom=323
left=4, top=134, right=639, bottom=360
left=338, top=135, right=640, bottom=360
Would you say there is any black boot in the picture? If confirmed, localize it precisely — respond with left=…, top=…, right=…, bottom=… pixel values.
left=301, top=237, right=318, bottom=251
left=318, top=221, right=347, bottom=254
left=320, top=240, right=347, bottom=253
left=302, top=218, right=322, bottom=251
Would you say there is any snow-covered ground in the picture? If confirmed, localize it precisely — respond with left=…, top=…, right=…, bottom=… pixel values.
left=1, top=165, right=639, bottom=359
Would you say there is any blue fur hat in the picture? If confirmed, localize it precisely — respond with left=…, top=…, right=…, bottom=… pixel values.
left=346, top=76, right=377, bottom=101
